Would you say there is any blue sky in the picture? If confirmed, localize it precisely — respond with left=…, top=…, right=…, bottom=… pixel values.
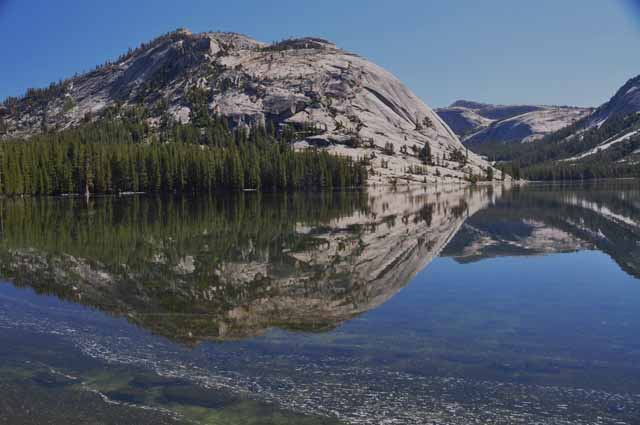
left=1, top=0, right=639, bottom=108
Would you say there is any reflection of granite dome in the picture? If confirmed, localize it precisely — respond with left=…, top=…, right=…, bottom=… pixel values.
left=0, top=187, right=495, bottom=344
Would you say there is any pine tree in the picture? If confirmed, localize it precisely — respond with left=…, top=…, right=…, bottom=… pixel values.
left=419, top=142, right=432, bottom=164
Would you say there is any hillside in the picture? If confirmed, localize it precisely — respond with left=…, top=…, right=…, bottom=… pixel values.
left=436, top=101, right=592, bottom=146
left=585, top=75, right=640, bottom=127
left=464, top=107, right=592, bottom=146
left=483, top=75, right=640, bottom=180
left=0, top=29, right=503, bottom=185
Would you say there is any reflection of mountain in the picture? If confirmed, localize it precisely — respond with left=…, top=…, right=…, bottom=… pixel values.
left=0, top=187, right=495, bottom=344
left=442, top=182, right=640, bottom=279
left=5, top=182, right=636, bottom=346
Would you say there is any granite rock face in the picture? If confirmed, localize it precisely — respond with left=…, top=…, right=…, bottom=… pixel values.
left=436, top=100, right=592, bottom=145
left=0, top=30, right=503, bottom=184
left=463, top=106, right=592, bottom=145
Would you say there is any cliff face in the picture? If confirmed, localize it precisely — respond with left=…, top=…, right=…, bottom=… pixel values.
left=0, top=30, right=502, bottom=184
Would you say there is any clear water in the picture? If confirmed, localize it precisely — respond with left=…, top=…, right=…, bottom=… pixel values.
left=1, top=181, right=639, bottom=424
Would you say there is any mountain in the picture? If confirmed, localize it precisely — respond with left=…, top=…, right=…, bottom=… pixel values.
left=552, top=75, right=640, bottom=165
left=585, top=75, right=640, bottom=127
left=463, top=106, right=592, bottom=146
left=487, top=75, right=640, bottom=179
left=436, top=100, right=592, bottom=145
left=0, top=29, right=502, bottom=184
left=434, top=102, right=496, bottom=136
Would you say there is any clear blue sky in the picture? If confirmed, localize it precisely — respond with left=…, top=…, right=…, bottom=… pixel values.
left=1, top=0, right=639, bottom=108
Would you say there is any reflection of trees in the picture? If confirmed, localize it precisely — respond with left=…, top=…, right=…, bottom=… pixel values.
left=443, top=182, right=640, bottom=279
left=0, top=192, right=369, bottom=267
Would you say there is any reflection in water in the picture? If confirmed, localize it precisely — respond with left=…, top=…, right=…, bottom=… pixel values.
left=1, top=181, right=640, bottom=424
left=0, top=186, right=495, bottom=343
left=442, top=182, right=640, bottom=277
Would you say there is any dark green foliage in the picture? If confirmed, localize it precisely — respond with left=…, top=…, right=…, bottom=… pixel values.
left=23, top=81, right=70, bottom=110
left=503, top=163, right=521, bottom=180
left=0, top=192, right=369, bottom=271
left=486, top=166, right=494, bottom=181
left=515, top=115, right=640, bottom=181
left=419, top=142, right=432, bottom=164
left=258, top=37, right=332, bottom=52
left=0, top=116, right=366, bottom=196
left=63, top=97, right=75, bottom=113
left=449, top=148, right=467, bottom=164
left=186, top=86, right=213, bottom=128
left=521, top=160, right=639, bottom=181
left=406, top=165, right=428, bottom=175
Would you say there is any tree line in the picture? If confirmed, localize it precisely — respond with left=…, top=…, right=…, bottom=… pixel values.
left=0, top=114, right=367, bottom=196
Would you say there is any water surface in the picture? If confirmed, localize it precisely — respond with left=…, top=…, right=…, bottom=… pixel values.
left=1, top=182, right=639, bottom=424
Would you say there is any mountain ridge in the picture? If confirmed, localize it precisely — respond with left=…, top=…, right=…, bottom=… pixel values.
left=436, top=100, right=592, bottom=145
left=491, top=74, right=640, bottom=179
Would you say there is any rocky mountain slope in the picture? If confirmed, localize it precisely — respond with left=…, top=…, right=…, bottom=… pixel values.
left=436, top=100, right=592, bottom=145
left=0, top=29, right=503, bottom=184
left=585, top=75, right=640, bottom=128
left=434, top=102, right=495, bottom=137
left=492, top=75, right=640, bottom=175
left=464, top=106, right=592, bottom=146
left=557, top=75, right=640, bottom=163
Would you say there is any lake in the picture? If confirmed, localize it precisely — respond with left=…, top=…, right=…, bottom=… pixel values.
left=1, top=181, right=639, bottom=424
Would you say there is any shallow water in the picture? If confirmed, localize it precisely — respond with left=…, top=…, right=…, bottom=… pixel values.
left=1, top=181, right=639, bottom=424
